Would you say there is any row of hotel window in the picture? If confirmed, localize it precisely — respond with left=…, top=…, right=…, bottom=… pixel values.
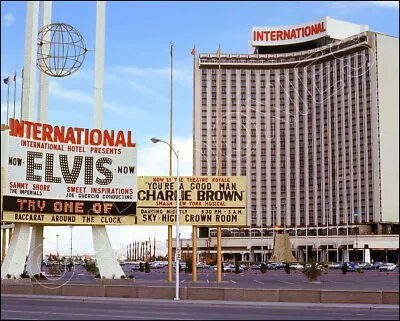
left=201, top=82, right=370, bottom=98
left=201, top=73, right=369, bottom=86
left=200, top=48, right=369, bottom=75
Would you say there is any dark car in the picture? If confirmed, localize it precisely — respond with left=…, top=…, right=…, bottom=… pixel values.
left=372, top=262, right=384, bottom=270
left=347, top=263, right=359, bottom=272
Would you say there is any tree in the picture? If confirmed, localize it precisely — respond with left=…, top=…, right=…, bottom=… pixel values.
left=185, top=256, right=193, bottom=273
left=234, top=262, right=241, bottom=274
left=284, top=263, right=291, bottom=274
left=342, top=262, right=348, bottom=274
left=260, top=263, right=267, bottom=274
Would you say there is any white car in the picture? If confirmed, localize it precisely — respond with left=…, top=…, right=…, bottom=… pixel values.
left=289, top=263, right=304, bottom=270
left=214, top=263, right=233, bottom=272
left=327, top=262, right=341, bottom=269
left=379, top=263, right=396, bottom=271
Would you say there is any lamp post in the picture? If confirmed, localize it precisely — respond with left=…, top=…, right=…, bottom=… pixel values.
left=151, top=137, right=180, bottom=301
left=42, top=237, right=45, bottom=271
left=56, top=234, right=59, bottom=261
left=354, top=211, right=359, bottom=262
left=69, top=226, right=73, bottom=263
left=272, top=204, right=276, bottom=240
left=325, top=200, right=329, bottom=263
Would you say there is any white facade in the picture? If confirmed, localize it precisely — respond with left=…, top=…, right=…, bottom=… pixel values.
left=374, top=33, right=399, bottom=223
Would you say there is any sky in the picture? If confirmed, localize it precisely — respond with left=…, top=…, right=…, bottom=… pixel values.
left=1, top=1, right=399, bottom=256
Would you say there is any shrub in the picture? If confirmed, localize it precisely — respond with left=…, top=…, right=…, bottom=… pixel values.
left=234, top=262, right=241, bottom=274
left=302, top=260, right=324, bottom=282
left=128, top=274, right=135, bottom=279
left=284, top=263, right=291, bottom=274
left=67, top=261, right=74, bottom=272
left=139, top=262, right=144, bottom=272
left=95, top=273, right=101, bottom=278
left=144, top=262, right=150, bottom=273
left=6, top=273, right=12, bottom=279
left=120, top=275, right=126, bottom=279
left=20, top=271, right=30, bottom=279
left=33, top=273, right=46, bottom=280
left=84, top=260, right=97, bottom=274
left=260, top=263, right=267, bottom=274
left=341, top=263, right=348, bottom=274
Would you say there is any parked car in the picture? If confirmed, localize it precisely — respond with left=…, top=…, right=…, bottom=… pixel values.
left=214, top=263, right=233, bottom=272
left=173, top=262, right=187, bottom=270
left=327, top=262, right=341, bottom=269
left=357, top=262, right=372, bottom=270
left=372, top=262, right=384, bottom=270
left=150, top=262, right=164, bottom=269
left=131, top=264, right=140, bottom=271
left=197, top=262, right=211, bottom=269
left=289, top=263, right=304, bottom=270
left=267, top=263, right=280, bottom=270
left=250, top=263, right=261, bottom=270
left=240, top=264, right=250, bottom=271
left=347, top=262, right=359, bottom=272
left=379, top=263, right=397, bottom=271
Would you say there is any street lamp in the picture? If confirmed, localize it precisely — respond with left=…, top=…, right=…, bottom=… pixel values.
left=354, top=211, right=359, bottom=262
left=56, top=234, right=59, bottom=260
left=151, top=137, right=180, bottom=301
left=69, top=226, right=73, bottom=263
left=42, top=237, right=45, bottom=271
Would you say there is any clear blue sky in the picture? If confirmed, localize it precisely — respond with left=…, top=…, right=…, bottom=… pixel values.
left=1, top=1, right=398, bottom=255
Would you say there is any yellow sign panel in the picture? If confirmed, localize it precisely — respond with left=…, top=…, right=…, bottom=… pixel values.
left=136, top=176, right=247, bottom=226
left=3, top=212, right=136, bottom=226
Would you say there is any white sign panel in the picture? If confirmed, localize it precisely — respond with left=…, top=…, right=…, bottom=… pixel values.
left=5, top=118, right=137, bottom=202
left=252, top=17, right=327, bottom=46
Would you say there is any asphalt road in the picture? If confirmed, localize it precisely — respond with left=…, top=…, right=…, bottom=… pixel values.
left=37, top=265, right=400, bottom=291
left=1, top=295, right=399, bottom=320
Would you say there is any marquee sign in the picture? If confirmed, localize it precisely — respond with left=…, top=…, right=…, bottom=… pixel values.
left=2, top=119, right=137, bottom=225
left=252, top=17, right=327, bottom=46
left=136, top=176, right=247, bottom=226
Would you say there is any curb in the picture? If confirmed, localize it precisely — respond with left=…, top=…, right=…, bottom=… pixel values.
left=2, top=294, right=399, bottom=310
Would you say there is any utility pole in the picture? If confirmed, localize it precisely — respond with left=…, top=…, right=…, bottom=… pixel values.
left=69, top=226, right=73, bottom=262
left=153, top=237, right=156, bottom=260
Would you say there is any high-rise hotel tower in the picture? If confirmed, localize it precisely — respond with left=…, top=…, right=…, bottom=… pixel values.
left=193, top=16, right=398, bottom=261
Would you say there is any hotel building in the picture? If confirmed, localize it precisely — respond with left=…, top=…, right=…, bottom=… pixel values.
left=191, top=16, right=399, bottom=263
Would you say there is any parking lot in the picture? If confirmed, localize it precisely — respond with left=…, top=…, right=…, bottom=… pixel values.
left=37, top=263, right=400, bottom=292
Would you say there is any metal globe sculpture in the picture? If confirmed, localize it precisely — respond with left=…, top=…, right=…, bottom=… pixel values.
left=37, top=23, right=88, bottom=77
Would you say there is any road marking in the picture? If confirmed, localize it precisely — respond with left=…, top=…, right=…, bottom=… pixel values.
left=253, top=280, right=264, bottom=284
left=181, top=279, right=186, bottom=283
left=230, top=280, right=236, bottom=283
left=207, top=279, right=209, bottom=283
left=277, top=280, right=295, bottom=285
